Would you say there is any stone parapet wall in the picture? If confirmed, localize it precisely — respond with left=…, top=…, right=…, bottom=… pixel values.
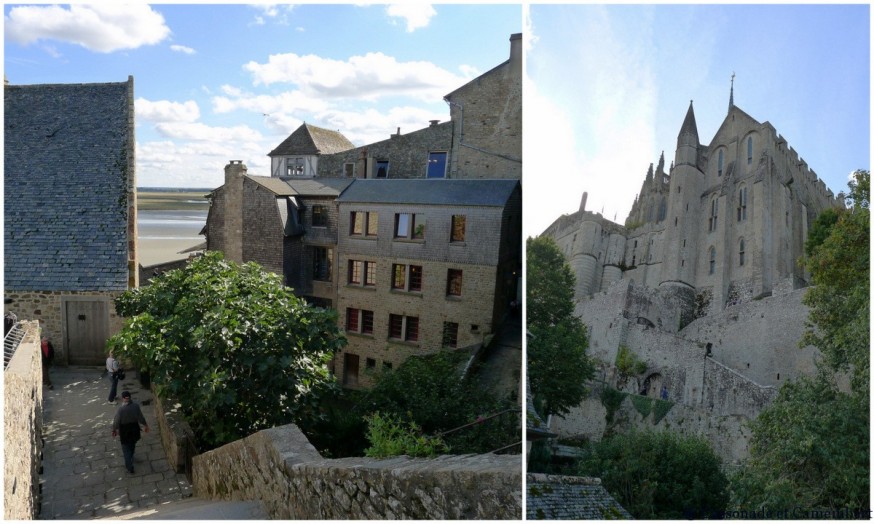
left=192, top=424, right=522, bottom=519
left=4, top=321, right=43, bottom=519
left=152, top=390, right=196, bottom=473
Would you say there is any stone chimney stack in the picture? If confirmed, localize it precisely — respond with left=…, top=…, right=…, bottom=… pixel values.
left=580, top=191, right=588, bottom=212
left=429, top=119, right=440, bottom=127
left=223, top=160, right=246, bottom=263
left=509, top=33, right=522, bottom=77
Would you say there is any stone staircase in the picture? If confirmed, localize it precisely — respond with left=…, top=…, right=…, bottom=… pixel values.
left=102, top=497, right=268, bottom=520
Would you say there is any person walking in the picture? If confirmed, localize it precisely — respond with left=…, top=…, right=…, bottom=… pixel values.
left=40, top=335, right=55, bottom=389
left=111, top=391, right=149, bottom=474
left=106, top=353, right=121, bottom=403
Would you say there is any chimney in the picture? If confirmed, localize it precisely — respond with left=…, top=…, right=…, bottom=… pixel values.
left=224, top=160, right=247, bottom=184
left=580, top=191, right=588, bottom=212
left=391, top=127, right=401, bottom=139
left=429, top=119, right=440, bottom=127
left=223, top=160, right=246, bottom=263
left=509, top=33, right=522, bottom=77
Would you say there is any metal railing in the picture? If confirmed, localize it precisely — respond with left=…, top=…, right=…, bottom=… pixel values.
left=4, top=322, right=29, bottom=370
left=435, top=407, right=522, bottom=455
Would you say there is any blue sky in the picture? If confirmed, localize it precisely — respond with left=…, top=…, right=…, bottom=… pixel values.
left=5, top=4, right=521, bottom=187
left=524, top=4, right=871, bottom=238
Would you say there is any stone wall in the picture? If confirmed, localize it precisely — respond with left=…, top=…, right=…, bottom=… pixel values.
left=3, top=290, right=125, bottom=365
left=152, top=391, right=196, bottom=473
left=192, top=424, right=522, bottom=519
left=241, top=178, right=284, bottom=276
left=4, top=321, right=43, bottom=520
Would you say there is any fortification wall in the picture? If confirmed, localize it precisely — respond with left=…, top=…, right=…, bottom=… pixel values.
left=4, top=321, right=43, bottom=520
left=192, top=424, right=521, bottom=519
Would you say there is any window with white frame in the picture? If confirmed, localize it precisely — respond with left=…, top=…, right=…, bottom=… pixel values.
left=348, top=260, right=376, bottom=287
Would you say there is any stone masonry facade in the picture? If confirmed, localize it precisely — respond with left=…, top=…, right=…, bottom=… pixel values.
left=192, top=423, right=521, bottom=520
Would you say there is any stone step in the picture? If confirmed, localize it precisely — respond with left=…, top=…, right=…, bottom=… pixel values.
left=102, top=497, right=268, bottom=520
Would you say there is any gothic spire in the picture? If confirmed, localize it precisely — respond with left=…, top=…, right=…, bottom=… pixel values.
left=729, top=72, right=735, bottom=111
left=678, top=100, right=699, bottom=143
left=657, top=151, right=665, bottom=175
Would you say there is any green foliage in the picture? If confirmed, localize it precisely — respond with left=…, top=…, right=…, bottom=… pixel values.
left=600, top=387, right=626, bottom=425
left=801, top=170, right=870, bottom=396
left=108, top=252, right=344, bottom=450
left=297, top=389, right=369, bottom=458
left=364, top=412, right=449, bottom=458
left=527, top=236, right=594, bottom=417
left=630, top=395, right=652, bottom=418
left=651, top=399, right=674, bottom=425
left=578, top=431, right=729, bottom=519
left=730, top=375, right=869, bottom=512
left=615, top=345, right=647, bottom=377
left=804, top=207, right=841, bottom=257
left=362, top=351, right=519, bottom=454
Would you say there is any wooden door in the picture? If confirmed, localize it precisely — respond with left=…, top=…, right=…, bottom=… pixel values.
left=343, top=353, right=359, bottom=386
left=65, top=300, right=110, bottom=365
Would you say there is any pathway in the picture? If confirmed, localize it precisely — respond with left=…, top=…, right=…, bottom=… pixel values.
left=38, top=366, right=193, bottom=519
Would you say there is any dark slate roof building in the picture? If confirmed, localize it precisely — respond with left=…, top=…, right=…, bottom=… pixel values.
left=527, top=473, right=633, bottom=519
left=268, top=123, right=355, bottom=157
left=5, top=78, right=137, bottom=291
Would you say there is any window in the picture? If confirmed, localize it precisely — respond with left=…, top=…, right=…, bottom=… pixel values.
left=346, top=308, right=374, bottom=334
left=747, top=136, right=753, bottom=164
left=287, top=157, right=305, bottom=176
left=389, top=314, right=419, bottom=343
left=348, top=260, right=376, bottom=286
left=708, top=198, right=718, bottom=232
left=344, top=163, right=355, bottom=178
left=313, top=247, right=333, bottom=281
left=350, top=211, right=377, bottom=236
left=717, top=149, right=723, bottom=177
left=392, top=264, right=422, bottom=292
left=375, top=160, right=389, bottom=178
left=709, top=247, right=716, bottom=275
left=739, top=239, right=745, bottom=267
left=394, top=213, right=425, bottom=240
left=451, top=215, right=466, bottom=242
left=442, top=322, right=459, bottom=348
left=312, top=205, right=328, bottom=227
left=737, top=186, right=747, bottom=222
left=366, top=358, right=376, bottom=369
left=447, top=269, right=463, bottom=296
left=343, top=354, right=359, bottom=386
left=383, top=361, right=393, bottom=370
left=426, top=151, right=448, bottom=178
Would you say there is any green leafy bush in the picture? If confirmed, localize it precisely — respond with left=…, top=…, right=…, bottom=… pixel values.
left=108, top=252, right=344, bottom=450
left=630, top=395, right=652, bottom=418
left=364, top=412, right=449, bottom=458
left=615, top=345, right=647, bottom=377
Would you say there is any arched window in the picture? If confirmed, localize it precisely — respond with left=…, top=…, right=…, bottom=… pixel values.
left=737, top=185, right=747, bottom=221
left=739, top=238, right=745, bottom=266
left=657, top=197, right=667, bottom=222
left=747, top=136, right=753, bottom=164
left=708, top=197, right=718, bottom=232
left=717, top=149, right=724, bottom=177
left=709, top=247, right=716, bottom=274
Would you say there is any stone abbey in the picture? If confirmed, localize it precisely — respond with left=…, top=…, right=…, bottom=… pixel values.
left=542, top=93, right=842, bottom=462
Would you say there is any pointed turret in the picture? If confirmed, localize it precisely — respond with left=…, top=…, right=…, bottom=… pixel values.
left=728, top=72, right=735, bottom=111
left=675, top=101, right=700, bottom=168
left=646, top=163, right=654, bottom=183
left=656, top=151, right=665, bottom=176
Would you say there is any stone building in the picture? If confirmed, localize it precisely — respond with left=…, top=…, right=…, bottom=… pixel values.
left=4, top=78, right=137, bottom=365
left=335, top=179, right=521, bottom=387
left=541, top=94, right=842, bottom=462
left=203, top=33, right=522, bottom=389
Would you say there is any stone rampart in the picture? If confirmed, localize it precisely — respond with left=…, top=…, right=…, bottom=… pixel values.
left=192, top=424, right=522, bottom=519
left=152, top=390, right=196, bottom=473
left=4, top=321, right=43, bottom=519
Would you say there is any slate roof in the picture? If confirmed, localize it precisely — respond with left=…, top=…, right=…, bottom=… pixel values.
left=337, top=179, right=519, bottom=207
left=268, top=123, right=354, bottom=157
left=527, top=473, right=633, bottom=520
left=246, top=176, right=354, bottom=197
left=5, top=80, right=134, bottom=292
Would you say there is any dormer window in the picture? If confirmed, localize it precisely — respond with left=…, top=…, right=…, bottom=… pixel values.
left=287, top=157, right=305, bottom=176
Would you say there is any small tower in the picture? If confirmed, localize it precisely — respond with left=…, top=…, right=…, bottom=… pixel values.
left=675, top=100, right=700, bottom=168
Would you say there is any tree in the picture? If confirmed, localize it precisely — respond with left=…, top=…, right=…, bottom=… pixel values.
left=108, top=252, right=344, bottom=450
left=527, top=236, right=594, bottom=416
left=730, top=375, right=869, bottom=513
left=577, top=431, right=729, bottom=519
left=802, top=169, right=869, bottom=395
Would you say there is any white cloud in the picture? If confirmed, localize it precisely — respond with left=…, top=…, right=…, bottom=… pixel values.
left=136, top=98, right=201, bottom=123
left=137, top=138, right=271, bottom=188
left=314, top=106, right=448, bottom=145
left=386, top=4, right=436, bottom=32
left=211, top=86, right=331, bottom=116
left=244, top=52, right=470, bottom=101
left=250, top=4, right=295, bottom=26
left=154, top=122, right=264, bottom=143
left=170, top=44, right=196, bottom=55
left=5, top=4, right=170, bottom=53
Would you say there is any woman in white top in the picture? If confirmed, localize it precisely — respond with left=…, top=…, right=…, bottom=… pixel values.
left=106, top=353, right=121, bottom=403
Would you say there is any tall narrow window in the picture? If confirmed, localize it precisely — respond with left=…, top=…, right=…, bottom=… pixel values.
left=351, top=211, right=377, bottom=236
left=313, top=247, right=333, bottom=281
left=739, top=239, right=745, bottom=267
left=394, top=213, right=425, bottom=240
left=708, top=198, right=718, bottom=232
left=408, top=265, right=422, bottom=292
left=747, top=136, right=753, bottom=164
left=366, top=212, right=378, bottom=236
left=717, top=149, right=724, bottom=177
left=442, top=322, right=459, bottom=348
left=348, top=260, right=362, bottom=284
left=451, top=215, right=466, bottom=242
left=447, top=269, right=463, bottom=296
left=346, top=308, right=360, bottom=332
left=426, top=151, right=448, bottom=178
left=344, top=163, right=355, bottom=178
left=351, top=212, right=364, bottom=235
left=709, top=247, right=716, bottom=275
left=312, top=205, right=328, bottom=227
left=737, top=186, right=747, bottom=221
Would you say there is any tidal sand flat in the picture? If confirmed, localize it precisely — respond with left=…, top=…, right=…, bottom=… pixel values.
left=137, top=190, right=209, bottom=267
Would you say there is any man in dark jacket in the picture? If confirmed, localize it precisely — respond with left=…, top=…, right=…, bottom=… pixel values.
left=40, top=335, right=55, bottom=389
left=112, top=391, right=150, bottom=473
